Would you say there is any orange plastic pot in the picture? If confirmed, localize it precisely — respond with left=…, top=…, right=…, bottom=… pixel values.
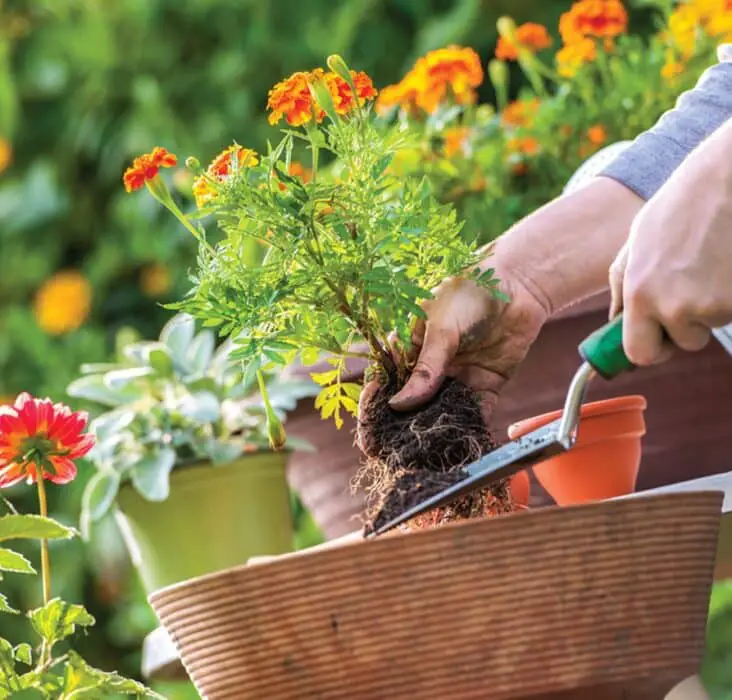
left=508, top=470, right=530, bottom=508
left=508, top=395, right=647, bottom=506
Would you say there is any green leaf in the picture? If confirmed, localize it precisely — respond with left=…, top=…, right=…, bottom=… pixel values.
left=61, top=652, right=163, bottom=698
left=66, top=375, right=139, bottom=408
left=13, top=645, right=31, bottom=666
left=29, top=599, right=94, bottom=648
left=178, top=391, right=220, bottom=423
left=0, top=549, right=35, bottom=575
left=81, top=471, right=120, bottom=523
left=160, top=313, right=196, bottom=364
left=0, top=637, right=18, bottom=681
left=103, top=367, right=154, bottom=389
left=0, top=593, right=18, bottom=615
left=8, top=690, right=45, bottom=699
left=300, top=347, right=321, bottom=366
left=188, top=330, right=215, bottom=375
left=147, top=347, right=173, bottom=376
left=0, top=515, right=76, bottom=544
left=131, top=448, right=176, bottom=502
left=310, top=370, right=338, bottom=386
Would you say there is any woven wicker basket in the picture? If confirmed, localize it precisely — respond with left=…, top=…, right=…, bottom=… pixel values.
left=150, top=491, right=722, bottom=700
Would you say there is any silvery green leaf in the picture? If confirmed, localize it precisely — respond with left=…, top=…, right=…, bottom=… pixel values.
left=144, top=343, right=174, bottom=376
left=131, top=448, right=176, bottom=501
left=160, top=313, right=196, bottom=365
left=103, top=366, right=154, bottom=389
left=187, top=330, right=215, bottom=376
left=66, top=375, right=139, bottom=408
left=90, top=410, right=135, bottom=441
left=178, top=391, right=220, bottom=423
left=82, top=471, right=120, bottom=523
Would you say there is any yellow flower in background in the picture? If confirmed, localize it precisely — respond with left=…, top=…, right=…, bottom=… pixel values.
left=556, top=38, right=598, bottom=77
left=140, top=263, right=171, bottom=297
left=34, top=270, right=92, bottom=335
left=667, top=4, right=703, bottom=58
left=0, top=140, right=11, bottom=174
left=661, top=51, right=685, bottom=80
left=192, top=145, right=259, bottom=208
left=706, top=11, right=732, bottom=41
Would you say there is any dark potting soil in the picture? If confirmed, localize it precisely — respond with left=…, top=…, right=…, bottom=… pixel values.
left=355, top=373, right=513, bottom=533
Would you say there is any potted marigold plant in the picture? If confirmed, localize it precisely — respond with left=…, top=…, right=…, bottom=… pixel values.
left=123, top=57, right=528, bottom=534
left=67, top=312, right=317, bottom=593
left=0, top=393, right=161, bottom=698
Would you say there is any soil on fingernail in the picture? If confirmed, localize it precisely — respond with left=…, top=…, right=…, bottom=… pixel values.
left=354, top=369, right=515, bottom=534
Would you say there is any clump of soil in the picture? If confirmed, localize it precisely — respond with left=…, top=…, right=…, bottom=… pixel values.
left=354, top=371, right=516, bottom=534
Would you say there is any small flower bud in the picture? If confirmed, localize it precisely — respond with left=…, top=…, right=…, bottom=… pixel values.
left=185, top=156, right=202, bottom=173
left=327, top=54, right=352, bottom=83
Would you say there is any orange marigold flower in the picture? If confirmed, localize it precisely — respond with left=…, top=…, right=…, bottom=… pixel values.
left=326, top=70, right=378, bottom=114
left=193, top=145, right=259, bottom=208
left=507, top=136, right=541, bottom=156
left=556, top=38, right=598, bottom=77
left=267, top=69, right=326, bottom=127
left=0, top=139, right=12, bottom=175
left=559, top=0, right=628, bottom=45
left=413, top=45, right=484, bottom=112
left=501, top=97, right=541, bottom=127
left=495, top=23, right=553, bottom=61
left=140, top=263, right=171, bottom=297
left=587, top=124, right=608, bottom=145
left=661, top=60, right=685, bottom=79
left=375, top=77, right=421, bottom=115
left=0, top=393, right=94, bottom=488
left=277, top=160, right=314, bottom=191
left=443, top=126, right=471, bottom=158
left=123, top=147, right=178, bottom=193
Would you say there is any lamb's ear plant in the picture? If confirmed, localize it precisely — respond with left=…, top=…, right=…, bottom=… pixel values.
left=124, top=55, right=515, bottom=533
left=0, top=394, right=162, bottom=699
left=67, top=313, right=317, bottom=538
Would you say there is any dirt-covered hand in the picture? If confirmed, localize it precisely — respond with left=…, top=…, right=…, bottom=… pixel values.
left=358, top=268, right=549, bottom=429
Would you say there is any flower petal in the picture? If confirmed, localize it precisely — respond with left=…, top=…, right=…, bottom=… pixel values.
left=67, top=433, right=95, bottom=459
left=0, top=462, right=28, bottom=488
left=46, top=457, right=77, bottom=485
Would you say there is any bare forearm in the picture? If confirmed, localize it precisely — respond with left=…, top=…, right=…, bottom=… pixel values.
left=486, top=177, right=644, bottom=315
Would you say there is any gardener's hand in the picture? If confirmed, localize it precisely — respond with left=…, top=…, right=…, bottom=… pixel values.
left=608, top=118, right=732, bottom=366
left=358, top=262, right=549, bottom=426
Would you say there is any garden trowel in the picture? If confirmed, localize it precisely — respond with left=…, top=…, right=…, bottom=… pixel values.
left=369, top=313, right=732, bottom=537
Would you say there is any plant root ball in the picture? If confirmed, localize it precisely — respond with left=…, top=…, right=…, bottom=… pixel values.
left=354, top=373, right=515, bottom=533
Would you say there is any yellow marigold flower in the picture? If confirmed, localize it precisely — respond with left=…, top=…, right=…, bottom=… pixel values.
left=375, top=77, right=420, bottom=115
left=691, top=0, right=732, bottom=21
left=140, top=263, right=171, bottom=297
left=0, top=139, right=12, bottom=175
left=495, top=23, right=553, bottom=61
left=34, top=270, right=92, bottom=336
left=661, top=57, right=685, bottom=80
left=556, top=38, right=598, bottom=77
left=587, top=124, right=608, bottom=145
left=501, top=97, right=541, bottom=127
left=667, top=4, right=703, bottom=58
left=559, top=0, right=628, bottom=45
left=443, top=126, right=471, bottom=158
left=706, top=11, right=732, bottom=41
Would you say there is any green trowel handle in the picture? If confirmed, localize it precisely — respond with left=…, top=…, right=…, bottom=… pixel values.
left=578, top=313, right=635, bottom=380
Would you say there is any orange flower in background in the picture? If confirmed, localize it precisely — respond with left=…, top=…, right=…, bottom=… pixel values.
left=267, top=69, right=326, bottom=127
left=0, top=139, right=12, bottom=174
left=556, top=38, right=598, bottom=77
left=0, top=393, right=94, bottom=487
left=380, top=46, right=483, bottom=115
left=277, top=161, right=313, bottom=191
left=559, top=0, right=628, bottom=45
left=501, top=97, right=541, bottom=127
left=661, top=60, right=685, bottom=79
left=706, top=11, right=732, bottom=41
left=34, top=270, right=92, bottom=336
left=140, top=263, right=171, bottom=297
left=587, top=124, right=608, bottom=145
left=443, top=127, right=471, bottom=157
left=123, top=147, right=178, bottom=192
left=507, top=136, right=541, bottom=157
left=325, top=70, right=378, bottom=114
left=495, top=23, right=553, bottom=61
left=193, top=145, right=259, bottom=208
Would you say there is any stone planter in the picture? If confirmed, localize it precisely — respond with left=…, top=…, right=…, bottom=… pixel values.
left=150, top=491, right=723, bottom=700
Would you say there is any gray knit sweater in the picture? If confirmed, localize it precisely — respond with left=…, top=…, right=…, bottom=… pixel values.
left=600, top=44, right=732, bottom=200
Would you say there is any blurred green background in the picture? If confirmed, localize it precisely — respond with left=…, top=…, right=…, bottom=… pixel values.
left=0, top=0, right=729, bottom=698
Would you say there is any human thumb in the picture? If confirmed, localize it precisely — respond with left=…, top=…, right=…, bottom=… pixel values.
left=389, top=325, right=457, bottom=410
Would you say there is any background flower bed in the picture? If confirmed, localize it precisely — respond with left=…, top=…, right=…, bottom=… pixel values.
left=0, top=0, right=730, bottom=697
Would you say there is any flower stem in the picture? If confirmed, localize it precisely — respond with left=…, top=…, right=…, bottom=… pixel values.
left=37, top=476, right=51, bottom=665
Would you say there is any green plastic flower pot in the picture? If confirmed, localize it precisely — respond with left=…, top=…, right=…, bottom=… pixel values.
left=115, top=451, right=294, bottom=594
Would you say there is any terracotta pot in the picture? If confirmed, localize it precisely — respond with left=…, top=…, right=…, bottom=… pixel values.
left=508, top=470, right=531, bottom=508
left=491, top=292, right=732, bottom=508
left=508, top=395, right=646, bottom=506
left=150, top=491, right=722, bottom=700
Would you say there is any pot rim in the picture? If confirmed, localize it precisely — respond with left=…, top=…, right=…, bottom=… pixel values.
left=508, top=394, right=647, bottom=437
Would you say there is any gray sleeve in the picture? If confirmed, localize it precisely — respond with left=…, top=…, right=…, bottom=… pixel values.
left=600, top=44, right=732, bottom=200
